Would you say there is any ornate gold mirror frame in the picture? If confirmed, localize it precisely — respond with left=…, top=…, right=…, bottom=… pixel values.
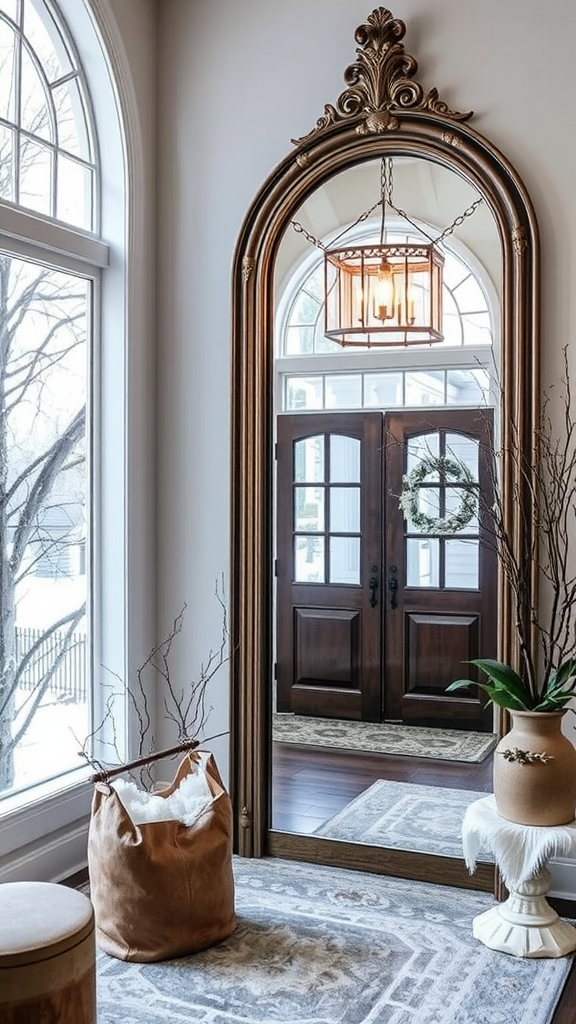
left=230, top=7, right=539, bottom=889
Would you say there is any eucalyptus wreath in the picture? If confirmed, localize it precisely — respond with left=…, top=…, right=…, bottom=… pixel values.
left=399, top=455, right=477, bottom=535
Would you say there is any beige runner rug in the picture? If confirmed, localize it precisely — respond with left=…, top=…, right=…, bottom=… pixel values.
left=272, top=713, right=496, bottom=763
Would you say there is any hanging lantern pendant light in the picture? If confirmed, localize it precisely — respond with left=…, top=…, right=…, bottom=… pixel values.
left=324, top=158, right=445, bottom=348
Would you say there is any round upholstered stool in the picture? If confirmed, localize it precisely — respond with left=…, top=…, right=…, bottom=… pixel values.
left=0, top=881, right=96, bottom=1024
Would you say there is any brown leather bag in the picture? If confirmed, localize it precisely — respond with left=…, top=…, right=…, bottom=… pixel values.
left=87, top=750, right=236, bottom=962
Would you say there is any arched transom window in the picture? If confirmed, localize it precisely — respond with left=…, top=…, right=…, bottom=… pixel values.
left=276, top=213, right=499, bottom=414
left=0, top=0, right=97, bottom=228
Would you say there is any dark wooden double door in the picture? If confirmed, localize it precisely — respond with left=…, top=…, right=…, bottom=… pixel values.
left=276, top=409, right=496, bottom=731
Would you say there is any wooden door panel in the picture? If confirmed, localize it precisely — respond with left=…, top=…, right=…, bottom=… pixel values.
left=384, top=410, right=496, bottom=730
left=402, top=612, right=481, bottom=722
left=276, top=412, right=383, bottom=721
left=291, top=603, right=362, bottom=717
left=295, top=607, right=360, bottom=686
left=406, top=612, right=479, bottom=688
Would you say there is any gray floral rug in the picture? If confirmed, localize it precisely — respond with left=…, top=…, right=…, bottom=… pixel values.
left=315, top=780, right=494, bottom=860
left=95, top=858, right=572, bottom=1024
left=273, top=713, right=496, bottom=763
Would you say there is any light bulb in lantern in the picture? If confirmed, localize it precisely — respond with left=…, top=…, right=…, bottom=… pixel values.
left=407, top=285, right=417, bottom=325
left=373, top=257, right=395, bottom=321
left=353, top=275, right=365, bottom=325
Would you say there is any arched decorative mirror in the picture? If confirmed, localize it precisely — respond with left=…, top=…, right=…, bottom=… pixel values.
left=231, top=7, right=539, bottom=891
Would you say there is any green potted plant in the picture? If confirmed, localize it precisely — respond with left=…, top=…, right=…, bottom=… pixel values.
left=446, top=350, right=576, bottom=826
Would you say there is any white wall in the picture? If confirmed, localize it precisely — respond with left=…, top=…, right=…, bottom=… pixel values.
left=155, top=0, right=576, bottom=894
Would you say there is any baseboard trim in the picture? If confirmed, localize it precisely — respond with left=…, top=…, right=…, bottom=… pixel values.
left=3, top=823, right=574, bottom=901
left=0, top=818, right=89, bottom=883
left=549, top=857, right=576, bottom=902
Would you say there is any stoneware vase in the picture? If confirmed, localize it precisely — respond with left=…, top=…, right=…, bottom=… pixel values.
left=493, top=710, right=576, bottom=826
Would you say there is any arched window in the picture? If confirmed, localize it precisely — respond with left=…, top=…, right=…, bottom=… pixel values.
left=0, top=0, right=112, bottom=811
left=0, top=0, right=98, bottom=227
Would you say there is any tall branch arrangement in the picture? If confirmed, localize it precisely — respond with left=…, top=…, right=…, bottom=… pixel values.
left=449, top=348, right=576, bottom=711
left=79, top=577, right=230, bottom=785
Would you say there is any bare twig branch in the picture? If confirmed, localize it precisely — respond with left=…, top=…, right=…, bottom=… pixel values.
left=80, top=576, right=230, bottom=786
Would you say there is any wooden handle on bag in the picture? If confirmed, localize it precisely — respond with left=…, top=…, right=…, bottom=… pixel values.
left=89, top=739, right=200, bottom=783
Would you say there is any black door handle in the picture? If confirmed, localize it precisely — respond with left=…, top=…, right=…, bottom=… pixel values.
left=368, top=564, right=378, bottom=607
left=388, top=565, right=398, bottom=609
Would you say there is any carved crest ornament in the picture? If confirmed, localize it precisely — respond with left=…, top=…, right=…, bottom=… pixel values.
left=293, top=7, right=473, bottom=146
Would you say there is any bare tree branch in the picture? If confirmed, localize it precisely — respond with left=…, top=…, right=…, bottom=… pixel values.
left=79, top=578, right=230, bottom=787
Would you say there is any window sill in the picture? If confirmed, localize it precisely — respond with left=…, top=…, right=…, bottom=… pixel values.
left=0, top=768, right=94, bottom=859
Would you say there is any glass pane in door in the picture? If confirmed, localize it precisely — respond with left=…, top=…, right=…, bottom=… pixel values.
left=330, top=486, right=360, bottom=533
left=329, top=536, right=360, bottom=584
left=294, top=487, right=324, bottom=532
left=330, top=435, right=360, bottom=482
left=445, top=539, right=479, bottom=588
left=294, top=536, right=325, bottom=583
left=404, top=487, right=440, bottom=532
left=445, top=486, right=478, bottom=533
left=406, top=432, right=440, bottom=473
left=406, top=538, right=439, bottom=587
left=294, top=435, right=324, bottom=482
left=445, top=433, right=479, bottom=477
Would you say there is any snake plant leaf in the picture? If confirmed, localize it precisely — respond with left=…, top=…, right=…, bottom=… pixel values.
left=548, top=657, right=576, bottom=691
left=533, top=657, right=576, bottom=710
left=446, top=678, right=479, bottom=692
left=445, top=677, right=529, bottom=710
left=532, top=659, right=576, bottom=708
left=468, top=658, right=533, bottom=707
left=532, top=694, right=572, bottom=711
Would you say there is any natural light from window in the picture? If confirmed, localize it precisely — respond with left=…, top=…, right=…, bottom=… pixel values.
left=0, top=0, right=98, bottom=799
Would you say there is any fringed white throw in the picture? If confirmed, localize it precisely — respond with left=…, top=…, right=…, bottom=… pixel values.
left=462, top=794, right=576, bottom=890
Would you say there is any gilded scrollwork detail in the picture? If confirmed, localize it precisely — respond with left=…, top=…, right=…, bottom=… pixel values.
left=512, top=226, right=528, bottom=255
left=442, top=130, right=461, bottom=147
left=296, top=152, right=311, bottom=169
left=292, top=7, right=473, bottom=145
left=242, top=255, right=256, bottom=282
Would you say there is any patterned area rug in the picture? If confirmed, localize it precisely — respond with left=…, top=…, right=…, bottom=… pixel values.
left=315, top=780, right=493, bottom=861
left=273, top=713, right=496, bottom=763
left=95, top=857, right=572, bottom=1024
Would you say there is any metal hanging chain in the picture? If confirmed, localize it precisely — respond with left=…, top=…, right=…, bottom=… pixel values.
left=431, top=197, right=484, bottom=244
left=291, top=195, right=382, bottom=252
left=291, top=157, right=484, bottom=250
left=384, top=155, right=436, bottom=243
left=290, top=220, right=327, bottom=251
left=380, top=157, right=392, bottom=244
left=380, top=156, right=484, bottom=246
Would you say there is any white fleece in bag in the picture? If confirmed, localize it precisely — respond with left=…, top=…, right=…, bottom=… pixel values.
left=114, top=768, right=212, bottom=826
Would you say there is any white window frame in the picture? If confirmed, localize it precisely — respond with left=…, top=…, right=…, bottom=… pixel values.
left=0, top=0, right=155, bottom=883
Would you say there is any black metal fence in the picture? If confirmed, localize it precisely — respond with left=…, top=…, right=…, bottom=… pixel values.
left=15, top=627, right=87, bottom=704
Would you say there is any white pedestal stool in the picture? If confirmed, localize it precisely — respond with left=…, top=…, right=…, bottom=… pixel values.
left=462, top=795, right=576, bottom=958
left=0, top=880, right=96, bottom=1023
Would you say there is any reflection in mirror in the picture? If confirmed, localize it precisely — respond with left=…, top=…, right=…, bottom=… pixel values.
left=271, top=155, right=502, bottom=865
left=231, top=7, right=539, bottom=893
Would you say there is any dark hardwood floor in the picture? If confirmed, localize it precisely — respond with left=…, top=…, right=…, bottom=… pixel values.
left=271, top=740, right=576, bottom=1023
left=271, top=739, right=493, bottom=833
